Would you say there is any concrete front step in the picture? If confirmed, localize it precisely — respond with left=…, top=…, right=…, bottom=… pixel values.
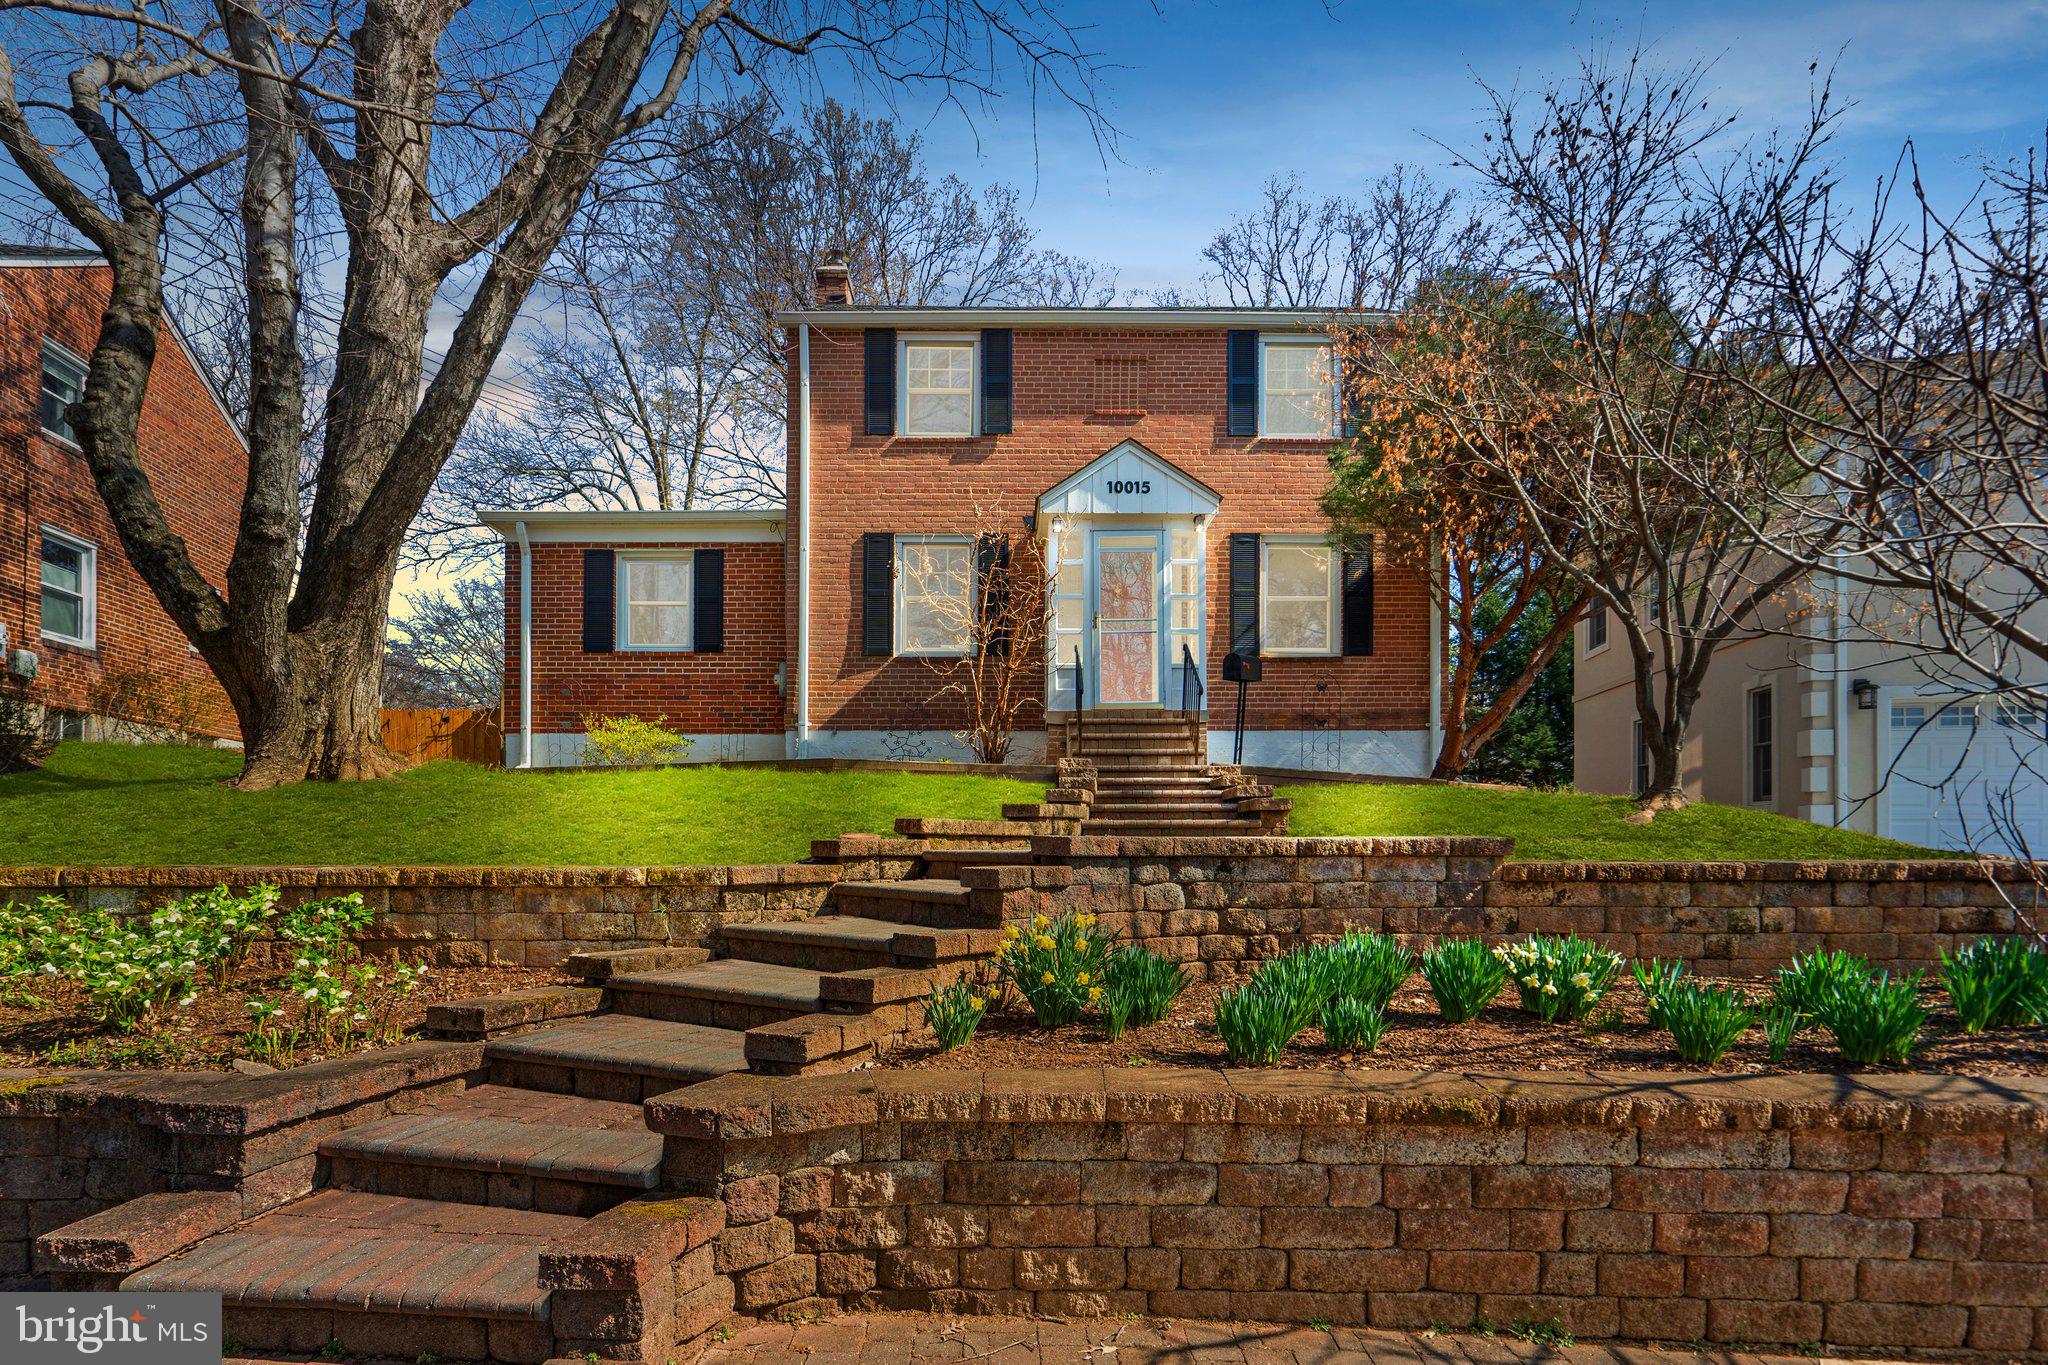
left=121, top=1190, right=572, bottom=1363
left=828, top=877, right=992, bottom=929
left=319, top=1085, right=661, bottom=1215
left=606, top=958, right=827, bottom=1028
left=486, top=1013, right=748, bottom=1101
left=718, top=915, right=997, bottom=972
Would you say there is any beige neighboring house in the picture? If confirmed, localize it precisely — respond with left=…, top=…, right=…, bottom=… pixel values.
left=1574, top=574, right=2048, bottom=857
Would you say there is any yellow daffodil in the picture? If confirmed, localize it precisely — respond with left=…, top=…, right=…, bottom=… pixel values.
left=1076, top=971, right=1091, bottom=986
left=1076, top=913, right=1096, bottom=928
left=1033, top=914, right=1049, bottom=930
left=1040, top=971, right=1055, bottom=985
left=1034, top=934, right=1055, bottom=951
left=1074, top=938, right=1088, bottom=952
left=968, top=997, right=986, bottom=1010
left=1088, top=986, right=1103, bottom=1001
left=1002, top=924, right=1020, bottom=940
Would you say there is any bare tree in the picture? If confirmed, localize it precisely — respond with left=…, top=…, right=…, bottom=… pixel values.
left=1444, top=47, right=1844, bottom=811
left=0, top=0, right=1110, bottom=787
left=384, top=578, right=505, bottom=709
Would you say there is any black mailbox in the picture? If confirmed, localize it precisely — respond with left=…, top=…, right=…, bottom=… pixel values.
left=1222, top=651, right=1262, bottom=683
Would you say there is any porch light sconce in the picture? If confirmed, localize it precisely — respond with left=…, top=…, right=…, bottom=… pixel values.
left=1851, top=678, right=1877, bottom=710
left=1193, top=513, right=1210, bottom=530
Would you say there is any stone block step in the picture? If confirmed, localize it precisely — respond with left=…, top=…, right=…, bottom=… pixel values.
left=1089, top=797, right=1237, bottom=811
left=828, top=877, right=993, bottom=929
left=319, top=1085, right=660, bottom=1214
left=122, top=1190, right=574, bottom=1362
left=718, top=914, right=996, bottom=972
left=563, top=945, right=712, bottom=982
left=606, top=958, right=825, bottom=1028
left=919, top=846, right=1032, bottom=873
left=1081, top=818, right=1266, bottom=835
left=486, top=1013, right=747, bottom=1101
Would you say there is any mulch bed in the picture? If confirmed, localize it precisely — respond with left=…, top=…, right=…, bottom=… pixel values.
left=879, top=973, right=2048, bottom=1077
left=0, top=962, right=575, bottom=1071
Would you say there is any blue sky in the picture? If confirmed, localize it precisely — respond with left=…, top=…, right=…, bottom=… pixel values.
left=885, top=0, right=2048, bottom=295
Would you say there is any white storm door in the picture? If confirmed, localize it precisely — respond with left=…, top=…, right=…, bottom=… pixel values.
left=1092, top=531, right=1163, bottom=706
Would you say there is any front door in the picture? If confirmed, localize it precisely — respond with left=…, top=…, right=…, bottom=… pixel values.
left=1092, top=530, right=1162, bottom=707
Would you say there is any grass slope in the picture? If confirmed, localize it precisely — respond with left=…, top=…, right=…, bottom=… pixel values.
left=1, top=743, right=1042, bottom=867
left=1280, top=781, right=1944, bottom=862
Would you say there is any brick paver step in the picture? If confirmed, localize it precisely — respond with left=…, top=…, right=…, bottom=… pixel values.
left=319, top=1085, right=661, bottom=1198
left=1081, top=817, right=1266, bottom=834
left=830, top=877, right=969, bottom=904
left=123, top=1190, right=573, bottom=1319
left=918, top=846, right=1032, bottom=870
left=605, top=959, right=826, bottom=1029
left=484, top=1013, right=748, bottom=1096
left=719, top=915, right=992, bottom=969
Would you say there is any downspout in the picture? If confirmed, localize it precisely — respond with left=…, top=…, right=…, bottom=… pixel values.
left=515, top=520, right=533, bottom=768
left=1427, top=547, right=1444, bottom=776
left=1832, top=568, right=1849, bottom=826
left=794, top=324, right=813, bottom=757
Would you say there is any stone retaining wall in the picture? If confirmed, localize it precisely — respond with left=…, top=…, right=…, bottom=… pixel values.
left=647, top=1066, right=2048, bottom=1355
left=0, top=1043, right=481, bottom=1288
left=985, top=838, right=2039, bottom=977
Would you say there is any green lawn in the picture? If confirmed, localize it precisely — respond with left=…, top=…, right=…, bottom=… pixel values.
left=0, top=743, right=1042, bottom=867
left=1279, top=781, right=1943, bottom=862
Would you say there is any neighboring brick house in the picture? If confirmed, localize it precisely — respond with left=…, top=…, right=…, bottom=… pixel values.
left=488, top=270, right=1440, bottom=771
left=2, top=246, right=243, bottom=743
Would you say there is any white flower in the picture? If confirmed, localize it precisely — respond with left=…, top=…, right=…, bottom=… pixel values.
left=1521, top=975, right=1540, bottom=988
left=1541, top=982, right=1558, bottom=995
left=1571, top=973, right=1591, bottom=989
left=302, top=987, right=319, bottom=1000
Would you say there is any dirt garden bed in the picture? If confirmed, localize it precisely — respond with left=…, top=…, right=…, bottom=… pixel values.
left=0, top=963, right=573, bottom=1071
left=879, top=972, right=2048, bottom=1077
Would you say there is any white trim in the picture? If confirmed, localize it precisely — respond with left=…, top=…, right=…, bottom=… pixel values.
left=515, top=521, right=533, bottom=768
left=38, top=525, right=97, bottom=649
left=1583, top=606, right=1611, bottom=656
left=1259, top=536, right=1340, bottom=658
left=896, top=333, right=978, bottom=438
left=1257, top=335, right=1339, bottom=440
left=775, top=306, right=1380, bottom=331
left=795, top=323, right=813, bottom=757
left=615, top=549, right=694, bottom=652
left=1035, top=439, right=1221, bottom=519
left=477, top=508, right=785, bottom=543
left=38, top=340, right=87, bottom=446
left=893, top=534, right=975, bottom=658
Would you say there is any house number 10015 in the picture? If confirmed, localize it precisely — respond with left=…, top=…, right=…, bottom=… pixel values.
left=1107, top=479, right=1151, bottom=495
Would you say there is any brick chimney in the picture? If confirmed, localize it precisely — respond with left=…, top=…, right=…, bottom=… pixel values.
left=814, top=255, right=851, bottom=307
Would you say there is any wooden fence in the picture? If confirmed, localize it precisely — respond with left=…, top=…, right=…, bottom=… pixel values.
left=379, top=708, right=504, bottom=766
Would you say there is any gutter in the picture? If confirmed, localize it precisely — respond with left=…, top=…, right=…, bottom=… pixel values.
left=515, top=520, right=533, bottom=768
left=795, top=323, right=812, bottom=757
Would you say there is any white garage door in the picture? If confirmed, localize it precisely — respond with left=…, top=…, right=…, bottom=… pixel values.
left=1886, top=700, right=2048, bottom=857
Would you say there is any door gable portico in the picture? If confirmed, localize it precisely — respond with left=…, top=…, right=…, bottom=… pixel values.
left=1036, top=440, right=1222, bottom=520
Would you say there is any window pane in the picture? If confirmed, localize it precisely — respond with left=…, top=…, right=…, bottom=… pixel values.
left=1265, top=599, right=1328, bottom=653
left=1170, top=528, right=1199, bottom=561
left=1262, top=343, right=1333, bottom=436
left=627, top=604, right=690, bottom=647
left=1056, top=597, right=1084, bottom=631
left=41, top=589, right=82, bottom=640
left=1056, top=562, right=1084, bottom=596
left=626, top=558, right=689, bottom=604
left=40, top=538, right=83, bottom=593
left=1266, top=544, right=1331, bottom=597
left=1171, top=598, right=1199, bottom=630
left=1171, top=562, right=1199, bottom=596
left=899, top=541, right=972, bottom=653
left=908, top=391, right=970, bottom=433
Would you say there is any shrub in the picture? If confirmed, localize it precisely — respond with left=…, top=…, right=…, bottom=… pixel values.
left=922, top=976, right=989, bottom=1052
left=1771, top=949, right=1873, bottom=1029
left=1827, top=971, right=1929, bottom=1066
left=1941, top=937, right=2048, bottom=1034
left=1319, top=933, right=1415, bottom=1011
left=1760, top=1000, right=1806, bottom=1064
left=0, top=677, right=51, bottom=773
left=1660, top=979, right=1754, bottom=1065
left=995, top=911, right=1113, bottom=1028
left=580, top=714, right=694, bottom=767
left=1319, top=996, right=1389, bottom=1052
left=1497, top=935, right=1623, bottom=1024
left=1100, top=945, right=1189, bottom=1040
left=1419, top=939, right=1508, bottom=1023
left=1214, top=982, right=1304, bottom=1065
left=1631, top=957, right=1689, bottom=1031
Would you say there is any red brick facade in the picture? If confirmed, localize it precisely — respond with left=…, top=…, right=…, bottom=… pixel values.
left=1, top=254, right=242, bottom=740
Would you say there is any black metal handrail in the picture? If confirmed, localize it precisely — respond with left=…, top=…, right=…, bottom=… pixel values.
left=1072, top=644, right=1085, bottom=714
left=1179, top=641, right=1205, bottom=715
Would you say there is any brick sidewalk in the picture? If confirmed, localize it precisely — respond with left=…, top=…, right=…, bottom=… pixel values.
left=694, top=1314, right=1884, bottom=1365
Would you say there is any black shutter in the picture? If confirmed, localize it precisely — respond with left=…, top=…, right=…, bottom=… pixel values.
left=1226, top=329, right=1259, bottom=437
left=863, top=328, right=895, bottom=436
left=692, top=548, right=724, bottom=653
left=1342, top=536, right=1375, bottom=657
left=862, top=532, right=894, bottom=656
left=581, top=548, right=616, bottom=653
left=1228, top=533, right=1260, bottom=657
left=981, top=328, right=1012, bottom=434
left=974, top=534, right=1011, bottom=656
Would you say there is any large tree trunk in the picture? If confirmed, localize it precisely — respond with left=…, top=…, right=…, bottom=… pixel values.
left=230, top=627, right=402, bottom=789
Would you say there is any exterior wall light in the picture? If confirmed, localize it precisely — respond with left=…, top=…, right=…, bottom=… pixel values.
left=1851, top=678, right=1877, bottom=710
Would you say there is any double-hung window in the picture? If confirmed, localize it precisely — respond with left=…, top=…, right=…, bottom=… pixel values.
left=896, top=536, right=973, bottom=656
left=40, top=343, right=87, bottom=444
left=617, top=552, right=693, bottom=650
left=900, top=338, right=976, bottom=437
left=1261, top=538, right=1337, bottom=656
left=40, top=528, right=95, bottom=648
left=1585, top=606, right=1608, bottom=652
left=1747, top=686, right=1774, bottom=804
left=1259, top=338, right=1336, bottom=438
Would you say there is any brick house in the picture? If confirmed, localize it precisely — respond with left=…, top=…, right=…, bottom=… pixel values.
left=2, top=246, right=243, bottom=743
left=489, top=270, right=1440, bottom=771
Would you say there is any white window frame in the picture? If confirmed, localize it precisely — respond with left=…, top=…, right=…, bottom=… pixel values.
left=1259, top=535, right=1340, bottom=658
left=1747, top=684, right=1775, bottom=806
left=39, top=340, right=87, bottom=447
left=1257, top=336, right=1338, bottom=440
left=894, top=534, right=975, bottom=658
left=897, top=334, right=979, bottom=438
left=39, top=525, right=97, bottom=649
left=615, top=549, right=694, bottom=652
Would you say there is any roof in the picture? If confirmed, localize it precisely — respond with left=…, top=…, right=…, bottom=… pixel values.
left=1037, top=440, right=1222, bottom=518
left=773, top=305, right=1385, bottom=331
left=477, top=506, right=787, bottom=544
left=0, top=243, right=104, bottom=265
